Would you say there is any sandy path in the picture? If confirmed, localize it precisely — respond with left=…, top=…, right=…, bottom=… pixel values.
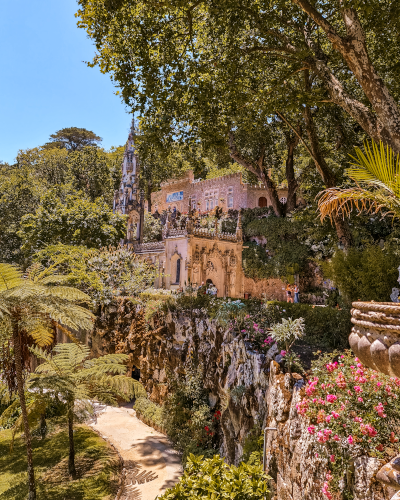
left=90, top=405, right=182, bottom=500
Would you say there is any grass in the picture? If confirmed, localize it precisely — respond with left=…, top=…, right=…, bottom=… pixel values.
left=0, top=424, right=120, bottom=500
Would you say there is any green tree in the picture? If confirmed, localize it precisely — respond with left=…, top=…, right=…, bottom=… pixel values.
left=0, top=263, right=94, bottom=500
left=35, top=243, right=158, bottom=306
left=28, top=343, right=133, bottom=477
left=0, top=163, right=46, bottom=263
left=43, top=127, right=102, bottom=151
left=77, top=0, right=400, bottom=154
left=19, top=191, right=127, bottom=256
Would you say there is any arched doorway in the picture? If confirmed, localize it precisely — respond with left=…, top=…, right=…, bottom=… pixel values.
left=258, top=196, right=268, bottom=207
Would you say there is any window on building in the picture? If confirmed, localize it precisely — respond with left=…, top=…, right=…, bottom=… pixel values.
left=204, top=190, right=218, bottom=211
left=228, top=187, right=234, bottom=208
left=280, top=197, right=287, bottom=205
left=176, top=259, right=181, bottom=284
left=191, top=197, right=196, bottom=210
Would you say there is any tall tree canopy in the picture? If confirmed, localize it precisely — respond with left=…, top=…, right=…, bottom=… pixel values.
left=77, top=0, right=400, bottom=153
left=43, top=127, right=102, bottom=151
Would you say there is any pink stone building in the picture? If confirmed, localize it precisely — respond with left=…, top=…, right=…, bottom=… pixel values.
left=151, top=170, right=289, bottom=214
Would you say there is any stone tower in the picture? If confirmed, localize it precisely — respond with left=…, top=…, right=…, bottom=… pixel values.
left=113, top=119, right=143, bottom=242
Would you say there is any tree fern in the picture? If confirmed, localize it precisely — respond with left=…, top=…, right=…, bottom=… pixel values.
left=29, top=342, right=134, bottom=477
left=0, top=262, right=95, bottom=498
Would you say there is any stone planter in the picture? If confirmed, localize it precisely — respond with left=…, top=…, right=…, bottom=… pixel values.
left=349, top=301, right=400, bottom=377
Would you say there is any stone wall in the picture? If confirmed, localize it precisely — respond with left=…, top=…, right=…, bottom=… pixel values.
left=244, top=277, right=287, bottom=301
left=90, top=300, right=393, bottom=499
left=151, top=169, right=287, bottom=214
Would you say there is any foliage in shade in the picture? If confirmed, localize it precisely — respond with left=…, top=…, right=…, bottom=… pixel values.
left=322, top=244, right=399, bottom=304
left=0, top=425, right=120, bottom=499
left=163, top=364, right=218, bottom=466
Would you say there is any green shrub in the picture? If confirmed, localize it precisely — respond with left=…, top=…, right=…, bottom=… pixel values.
left=158, top=453, right=270, bottom=500
left=266, top=301, right=351, bottom=349
left=163, top=365, right=218, bottom=465
left=134, top=397, right=164, bottom=428
left=322, top=244, right=398, bottom=304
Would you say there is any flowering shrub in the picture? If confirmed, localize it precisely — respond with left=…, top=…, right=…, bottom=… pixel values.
left=297, top=350, right=400, bottom=497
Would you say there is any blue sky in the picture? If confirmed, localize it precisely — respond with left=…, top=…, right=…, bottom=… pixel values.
left=0, top=0, right=131, bottom=164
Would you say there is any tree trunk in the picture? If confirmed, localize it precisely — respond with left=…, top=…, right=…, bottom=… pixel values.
left=40, top=412, right=47, bottom=440
left=285, top=131, right=300, bottom=213
left=12, top=319, right=36, bottom=500
left=67, top=402, right=76, bottom=478
left=294, top=0, right=400, bottom=153
left=303, top=71, right=353, bottom=248
left=146, top=181, right=152, bottom=213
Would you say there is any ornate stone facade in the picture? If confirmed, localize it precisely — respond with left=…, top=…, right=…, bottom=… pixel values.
left=133, top=212, right=244, bottom=298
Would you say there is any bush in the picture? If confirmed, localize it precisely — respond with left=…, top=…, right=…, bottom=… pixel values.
left=322, top=244, right=399, bottom=304
left=134, top=397, right=164, bottom=429
left=266, top=302, right=351, bottom=349
left=297, top=350, right=400, bottom=497
left=158, top=453, right=270, bottom=500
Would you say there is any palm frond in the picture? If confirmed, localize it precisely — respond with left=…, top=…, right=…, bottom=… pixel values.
left=318, top=141, right=400, bottom=222
left=348, top=141, right=400, bottom=196
left=0, top=264, right=24, bottom=292
left=318, top=186, right=400, bottom=221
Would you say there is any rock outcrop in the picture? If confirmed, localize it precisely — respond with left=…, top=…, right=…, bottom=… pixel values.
left=90, top=300, right=394, bottom=499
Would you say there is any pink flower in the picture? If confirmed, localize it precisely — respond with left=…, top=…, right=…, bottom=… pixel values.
left=325, top=415, right=331, bottom=423
left=280, top=350, right=287, bottom=356
left=354, top=386, right=362, bottom=393
left=330, top=455, right=335, bottom=463
left=348, top=435, right=354, bottom=445
left=333, top=434, right=340, bottom=442
left=307, top=426, right=315, bottom=435
left=358, top=397, right=363, bottom=402
left=326, top=394, right=337, bottom=403
left=331, top=411, right=340, bottom=419
left=377, top=382, right=382, bottom=387
left=374, top=402, right=387, bottom=418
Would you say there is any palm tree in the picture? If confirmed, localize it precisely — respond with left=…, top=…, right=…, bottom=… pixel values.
left=0, top=263, right=94, bottom=500
left=318, top=141, right=400, bottom=222
left=29, top=343, right=134, bottom=477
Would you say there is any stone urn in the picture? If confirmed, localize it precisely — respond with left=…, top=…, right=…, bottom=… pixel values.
left=349, top=301, right=400, bottom=377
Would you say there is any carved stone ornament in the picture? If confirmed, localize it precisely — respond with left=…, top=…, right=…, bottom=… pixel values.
left=350, top=301, right=400, bottom=377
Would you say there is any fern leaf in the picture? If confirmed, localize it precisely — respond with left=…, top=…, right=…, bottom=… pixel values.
left=0, top=264, right=24, bottom=292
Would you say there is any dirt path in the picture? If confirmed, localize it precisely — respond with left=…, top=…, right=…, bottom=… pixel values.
left=90, top=405, right=182, bottom=500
